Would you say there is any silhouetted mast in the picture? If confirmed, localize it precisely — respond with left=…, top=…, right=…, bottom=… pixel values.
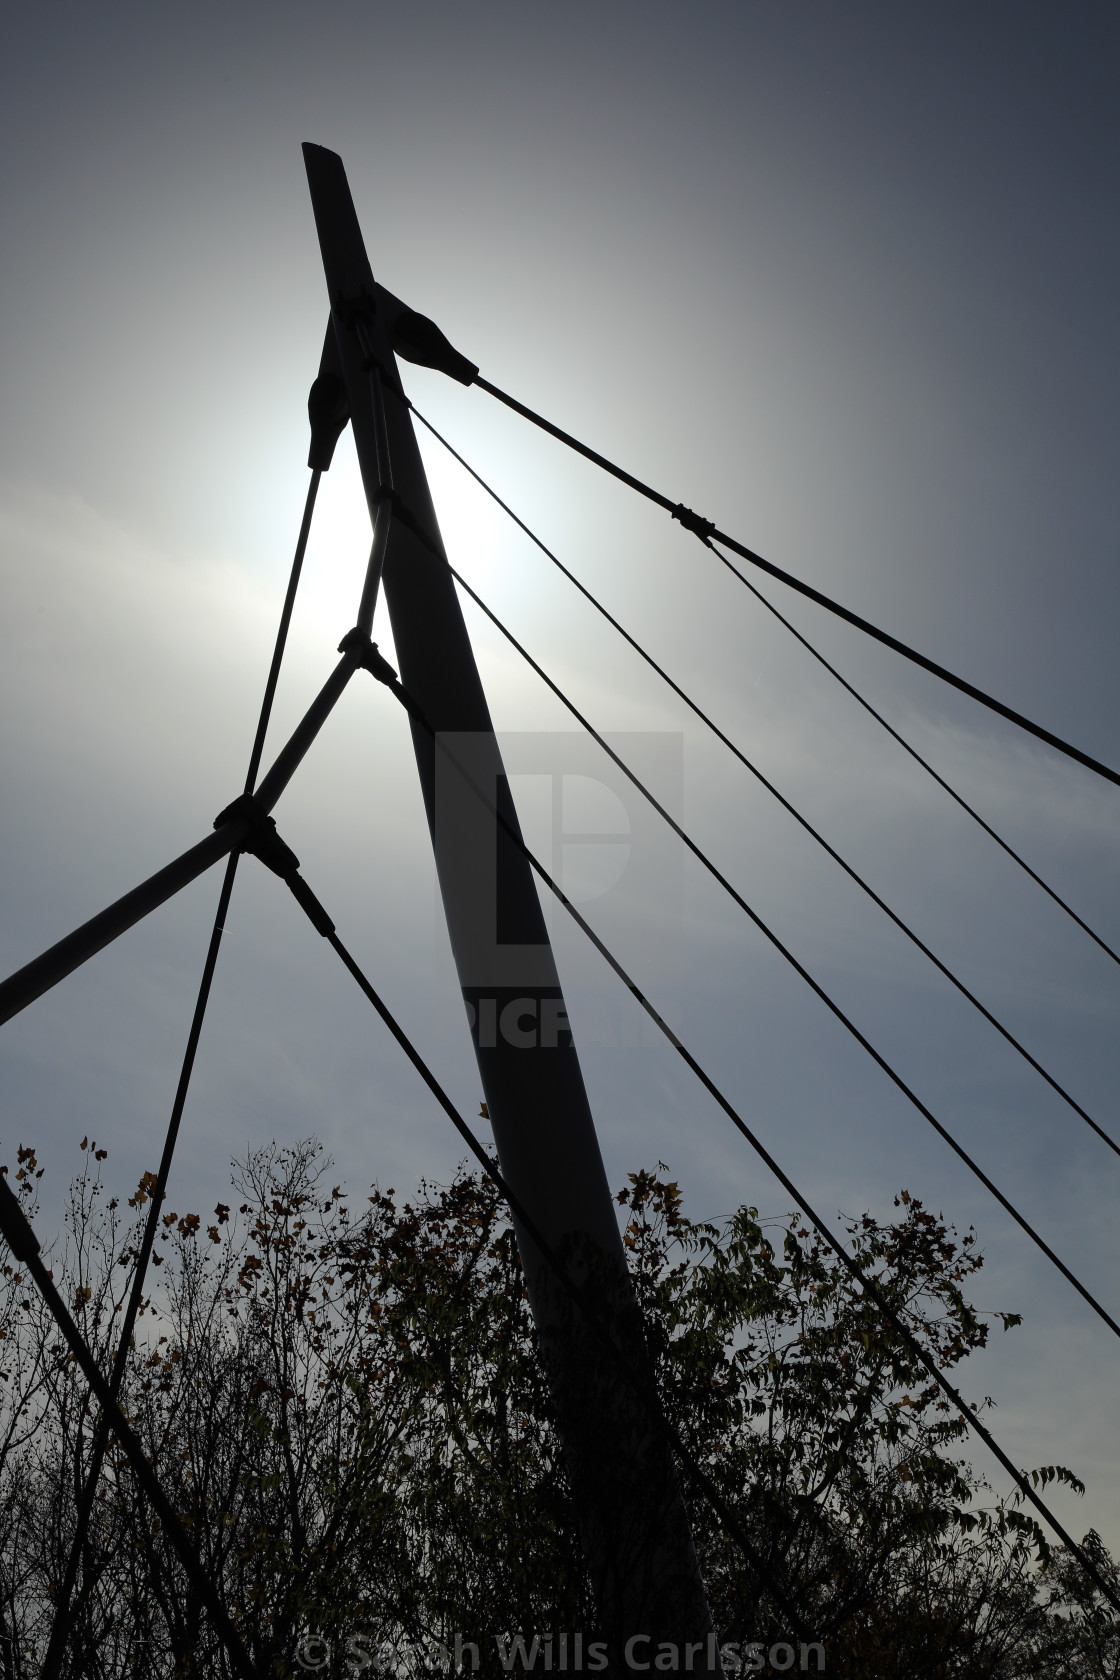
left=303, top=141, right=716, bottom=1662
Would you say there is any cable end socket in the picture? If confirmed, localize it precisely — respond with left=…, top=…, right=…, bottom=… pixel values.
left=308, top=370, right=350, bottom=472
left=288, top=875, right=335, bottom=939
left=391, top=307, right=478, bottom=386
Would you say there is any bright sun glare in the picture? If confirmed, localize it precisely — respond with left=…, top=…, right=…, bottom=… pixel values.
left=293, top=436, right=507, bottom=651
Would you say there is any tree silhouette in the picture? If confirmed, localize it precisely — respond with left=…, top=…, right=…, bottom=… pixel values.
left=0, top=1137, right=1115, bottom=1678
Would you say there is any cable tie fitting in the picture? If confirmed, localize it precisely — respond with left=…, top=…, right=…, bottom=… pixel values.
left=337, top=627, right=400, bottom=688
left=672, top=503, right=716, bottom=542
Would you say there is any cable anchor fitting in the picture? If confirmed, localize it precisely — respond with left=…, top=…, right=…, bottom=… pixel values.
left=389, top=306, right=479, bottom=387
left=307, top=369, right=350, bottom=472
left=212, top=795, right=334, bottom=937
left=671, top=503, right=716, bottom=542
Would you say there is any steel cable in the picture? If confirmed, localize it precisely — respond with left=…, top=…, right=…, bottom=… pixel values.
left=472, top=374, right=1120, bottom=791
left=442, top=566, right=1120, bottom=1344
left=298, top=686, right=1120, bottom=1620
left=42, top=467, right=322, bottom=1678
left=411, top=406, right=1120, bottom=1150
left=0, top=1176, right=259, bottom=1678
left=704, top=541, right=1120, bottom=971
left=317, top=914, right=809, bottom=1635
left=413, top=406, right=1119, bottom=971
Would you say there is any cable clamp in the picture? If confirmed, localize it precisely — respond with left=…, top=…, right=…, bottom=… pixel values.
left=671, top=503, right=716, bottom=542
left=211, top=795, right=335, bottom=937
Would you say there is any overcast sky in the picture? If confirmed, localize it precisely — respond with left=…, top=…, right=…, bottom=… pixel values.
left=2, top=2, right=1119, bottom=1554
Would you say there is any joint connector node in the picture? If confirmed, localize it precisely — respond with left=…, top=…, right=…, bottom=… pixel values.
left=672, top=503, right=716, bottom=541
left=213, top=794, right=301, bottom=881
left=337, top=627, right=400, bottom=688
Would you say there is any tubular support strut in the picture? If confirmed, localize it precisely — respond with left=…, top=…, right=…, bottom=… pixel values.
left=0, top=649, right=362, bottom=1029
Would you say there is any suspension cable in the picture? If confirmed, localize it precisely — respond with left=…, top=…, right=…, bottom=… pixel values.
left=0, top=1176, right=259, bottom=1678
left=471, top=375, right=1120, bottom=792
left=337, top=409, right=1120, bottom=1343
left=411, top=407, right=1120, bottom=1159
left=182, top=781, right=804, bottom=1625
left=41, top=855, right=240, bottom=1680
left=412, top=406, right=1120, bottom=971
left=318, top=914, right=809, bottom=1633
left=243, top=468, right=323, bottom=794
left=442, top=569, right=1120, bottom=1343
left=705, top=542, right=1120, bottom=970
left=274, top=697, right=1120, bottom=1619
left=43, top=466, right=323, bottom=1678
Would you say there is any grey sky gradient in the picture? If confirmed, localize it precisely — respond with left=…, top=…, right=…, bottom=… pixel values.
left=2, top=3, right=1119, bottom=1553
